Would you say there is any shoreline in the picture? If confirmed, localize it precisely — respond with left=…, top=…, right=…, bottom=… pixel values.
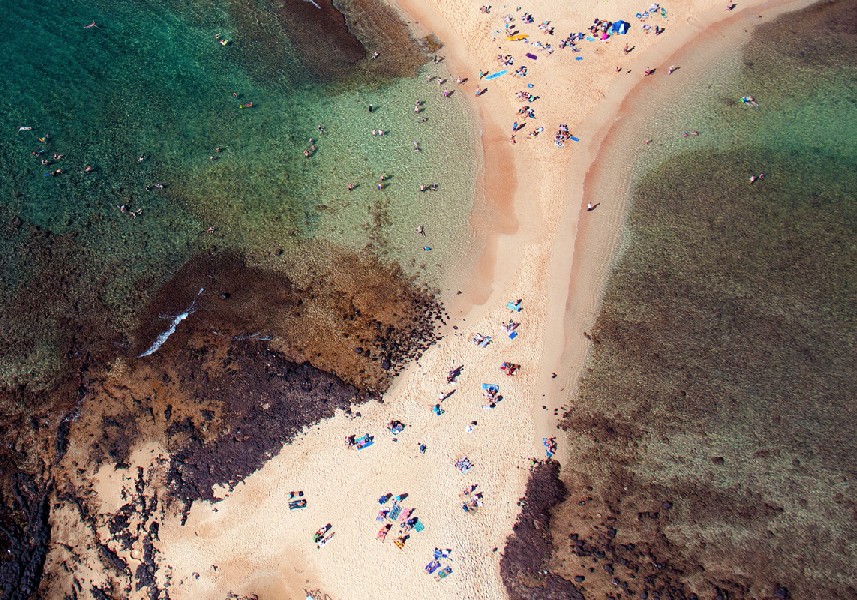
left=532, top=0, right=823, bottom=445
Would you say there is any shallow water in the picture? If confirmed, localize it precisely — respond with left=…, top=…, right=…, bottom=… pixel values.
left=0, top=0, right=476, bottom=390
left=555, top=2, right=857, bottom=598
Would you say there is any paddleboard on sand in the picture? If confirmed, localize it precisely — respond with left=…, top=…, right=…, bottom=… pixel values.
left=484, top=69, right=507, bottom=80
left=506, top=33, right=529, bottom=41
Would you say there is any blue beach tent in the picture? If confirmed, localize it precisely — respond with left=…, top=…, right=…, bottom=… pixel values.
left=612, top=20, right=630, bottom=34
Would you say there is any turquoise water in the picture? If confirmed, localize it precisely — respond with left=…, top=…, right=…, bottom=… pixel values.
left=0, top=0, right=476, bottom=389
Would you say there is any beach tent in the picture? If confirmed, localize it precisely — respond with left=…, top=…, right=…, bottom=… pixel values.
left=612, top=20, right=630, bottom=34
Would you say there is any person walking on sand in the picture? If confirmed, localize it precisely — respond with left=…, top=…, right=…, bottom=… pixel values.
left=668, top=65, right=679, bottom=74
left=416, top=225, right=425, bottom=236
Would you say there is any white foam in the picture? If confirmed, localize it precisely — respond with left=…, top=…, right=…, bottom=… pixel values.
left=137, top=288, right=204, bottom=358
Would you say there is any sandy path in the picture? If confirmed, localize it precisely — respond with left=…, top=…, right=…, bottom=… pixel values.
left=140, top=1, right=820, bottom=598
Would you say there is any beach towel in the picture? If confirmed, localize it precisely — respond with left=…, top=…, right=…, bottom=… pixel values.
left=506, top=300, right=523, bottom=312
left=509, top=331, right=518, bottom=340
left=378, top=524, right=392, bottom=541
left=436, top=566, right=453, bottom=580
left=485, top=70, right=507, bottom=80
left=526, top=53, right=538, bottom=60
left=389, top=504, right=403, bottom=520
left=425, top=560, right=441, bottom=574
left=288, top=499, right=307, bottom=510
left=414, top=519, right=425, bottom=532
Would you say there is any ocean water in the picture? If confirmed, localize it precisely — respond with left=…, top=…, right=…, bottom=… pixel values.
left=0, top=0, right=476, bottom=390
left=556, top=2, right=857, bottom=598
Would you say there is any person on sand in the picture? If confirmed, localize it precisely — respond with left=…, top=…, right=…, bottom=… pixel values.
left=416, top=225, right=425, bottom=236
left=644, top=68, right=654, bottom=76
left=668, top=65, right=679, bottom=74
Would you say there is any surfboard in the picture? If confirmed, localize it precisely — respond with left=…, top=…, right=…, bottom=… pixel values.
left=484, top=70, right=507, bottom=80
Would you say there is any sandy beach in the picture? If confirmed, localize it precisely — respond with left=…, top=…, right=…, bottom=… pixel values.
left=37, top=0, right=824, bottom=598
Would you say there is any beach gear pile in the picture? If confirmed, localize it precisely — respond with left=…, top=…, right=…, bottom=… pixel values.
left=500, top=362, right=520, bottom=376
left=636, top=3, right=668, bottom=20
left=425, top=548, right=454, bottom=580
left=502, top=319, right=520, bottom=339
left=387, top=420, right=406, bottom=436
left=313, top=523, right=334, bottom=548
left=543, top=437, right=558, bottom=458
left=555, top=124, right=578, bottom=147
left=481, top=383, right=502, bottom=410
left=472, top=333, right=492, bottom=347
left=345, top=433, right=374, bottom=450
left=461, top=484, right=484, bottom=513
left=375, top=492, right=424, bottom=549
left=455, top=456, right=474, bottom=474
left=289, top=490, right=306, bottom=510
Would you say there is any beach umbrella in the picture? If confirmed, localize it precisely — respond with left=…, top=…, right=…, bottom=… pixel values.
left=612, top=20, right=630, bottom=34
